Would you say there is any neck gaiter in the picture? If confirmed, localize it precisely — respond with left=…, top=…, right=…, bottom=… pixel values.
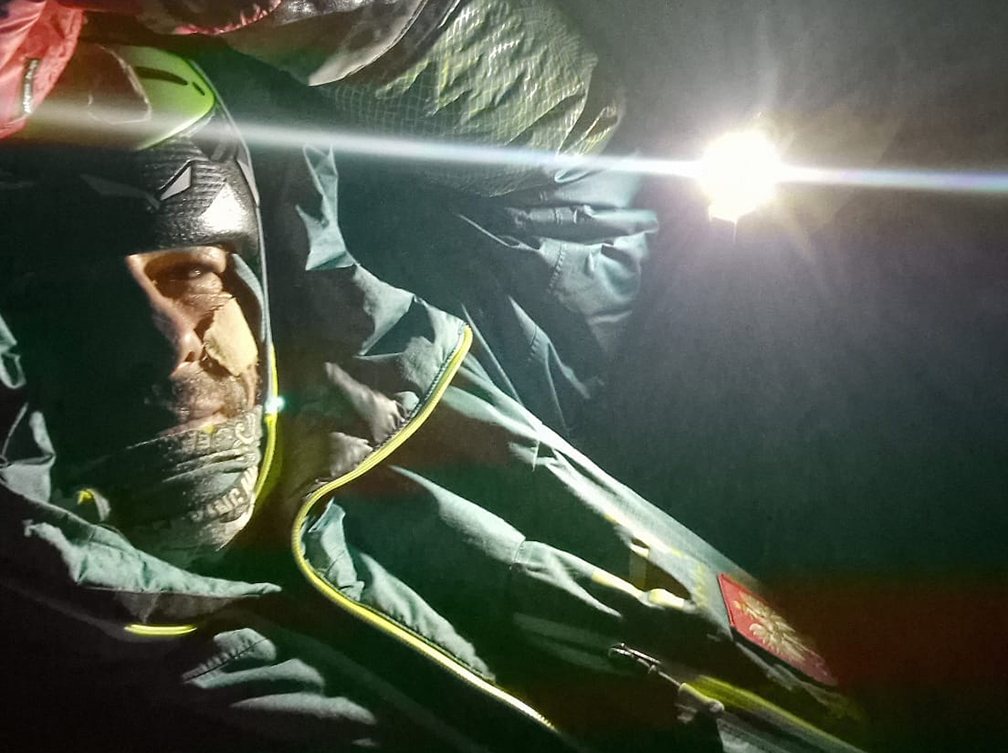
left=61, top=407, right=263, bottom=569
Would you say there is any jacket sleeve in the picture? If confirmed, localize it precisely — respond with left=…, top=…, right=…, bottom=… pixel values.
left=0, top=0, right=82, bottom=139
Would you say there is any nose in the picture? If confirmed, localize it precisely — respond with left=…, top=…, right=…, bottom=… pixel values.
left=125, top=258, right=202, bottom=372
left=150, top=290, right=203, bottom=370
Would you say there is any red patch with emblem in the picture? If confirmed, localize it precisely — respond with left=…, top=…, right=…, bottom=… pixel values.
left=718, top=574, right=837, bottom=686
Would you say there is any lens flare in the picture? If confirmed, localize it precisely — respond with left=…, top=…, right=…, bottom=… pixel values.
left=698, top=130, right=782, bottom=223
left=20, top=101, right=1008, bottom=199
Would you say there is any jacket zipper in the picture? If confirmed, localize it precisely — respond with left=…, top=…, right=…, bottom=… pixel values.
left=289, top=325, right=562, bottom=736
left=117, top=327, right=559, bottom=736
left=689, top=676, right=868, bottom=753
left=608, top=643, right=726, bottom=718
left=253, top=346, right=282, bottom=500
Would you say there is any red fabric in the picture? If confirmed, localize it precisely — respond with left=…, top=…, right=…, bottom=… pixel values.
left=0, top=0, right=83, bottom=139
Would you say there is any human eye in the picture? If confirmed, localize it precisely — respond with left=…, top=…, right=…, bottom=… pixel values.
left=155, top=260, right=223, bottom=296
left=145, top=250, right=228, bottom=299
left=167, top=261, right=217, bottom=283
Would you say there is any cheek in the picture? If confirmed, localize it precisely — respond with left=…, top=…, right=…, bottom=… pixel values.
left=202, top=298, right=259, bottom=377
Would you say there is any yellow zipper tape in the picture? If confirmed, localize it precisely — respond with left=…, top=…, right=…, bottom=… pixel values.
left=254, top=345, right=282, bottom=500
left=292, top=325, right=471, bottom=505
left=290, top=326, right=557, bottom=733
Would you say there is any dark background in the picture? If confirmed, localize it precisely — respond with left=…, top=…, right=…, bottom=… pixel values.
left=567, top=2, right=1008, bottom=750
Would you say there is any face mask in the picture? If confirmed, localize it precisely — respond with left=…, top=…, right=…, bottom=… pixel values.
left=62, top=407, right=263, bottom=569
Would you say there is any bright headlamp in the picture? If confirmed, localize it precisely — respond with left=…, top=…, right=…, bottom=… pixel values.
left=698, top=128, right=782, bottom=223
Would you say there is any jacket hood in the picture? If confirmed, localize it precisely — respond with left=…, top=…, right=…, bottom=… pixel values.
left=0, top=40, right=469, bottom=629
left=0, top=43, right=282, bottom=624
left=0, top=40, right=278, bottom=422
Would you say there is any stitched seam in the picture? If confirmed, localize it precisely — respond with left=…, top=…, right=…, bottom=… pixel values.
left=182, top=634, right=272, bottom=682
left=545, top=244, right=566, bottom=296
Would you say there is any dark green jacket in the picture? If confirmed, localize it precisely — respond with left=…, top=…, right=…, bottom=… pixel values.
left=1, top=138, right=866, bottom=752
left=0, top=4, right=868, bottom=749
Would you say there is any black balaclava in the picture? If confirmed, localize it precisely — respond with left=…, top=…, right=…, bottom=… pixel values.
left=0, top=43, right=277, bottom=569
